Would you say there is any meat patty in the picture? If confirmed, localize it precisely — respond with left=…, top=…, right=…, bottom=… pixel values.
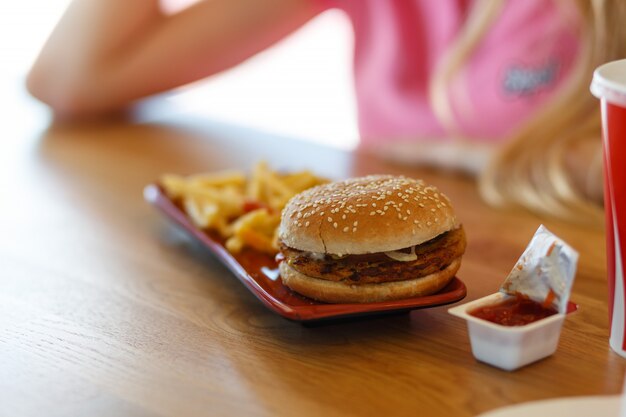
left=280, top=226, right=466, bottom=284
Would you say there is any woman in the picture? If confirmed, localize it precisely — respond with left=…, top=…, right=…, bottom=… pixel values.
left=27, top=0, right=626, bottom=223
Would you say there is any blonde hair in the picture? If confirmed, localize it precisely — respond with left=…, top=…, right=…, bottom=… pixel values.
left=429, top=0, right=626, bottom=225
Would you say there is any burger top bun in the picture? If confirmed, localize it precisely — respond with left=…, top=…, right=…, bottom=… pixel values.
left=279, top=175, right=459, bottom=255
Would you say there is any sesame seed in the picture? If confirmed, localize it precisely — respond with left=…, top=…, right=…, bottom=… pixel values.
left=370, top=211, right=376, bottom=216
left=342, top=214, right=346, bottom=220
left=353, top=221, right=358, bottom=226
left=333, top=222, right=338, bottom=228
left=327, top=217, right=332, bottom=222
left=305, top=221, right=310, bottom=227
left=343, top=226, right=349, bottom=232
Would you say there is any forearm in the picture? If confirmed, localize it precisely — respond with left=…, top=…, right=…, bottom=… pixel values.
left=105, top=0, right=320, bottom=102
left=27, top=0, right=163, bottom=114
left=27, top=0, right=325, bottom=118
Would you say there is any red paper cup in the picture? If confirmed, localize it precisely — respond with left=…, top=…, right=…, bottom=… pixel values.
left=591, top=59, right=626, bottom=358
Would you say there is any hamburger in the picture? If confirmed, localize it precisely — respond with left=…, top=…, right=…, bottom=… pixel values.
left=277, top=175, right=466, bottom=303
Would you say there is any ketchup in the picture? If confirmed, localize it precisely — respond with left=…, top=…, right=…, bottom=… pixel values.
left=243, top=199, right=270, bottom=213
left=469, top=293, right=558, bottom=326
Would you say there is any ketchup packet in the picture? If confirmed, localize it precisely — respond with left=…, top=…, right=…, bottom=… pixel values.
left=500, top=225, right=579, bottom=314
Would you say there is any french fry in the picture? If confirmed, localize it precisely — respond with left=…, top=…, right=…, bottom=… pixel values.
left=227, top=209, right=280, bottom=254
left=161, top=174, right=190, bottom=199
left=239, top=227, right=276, bottom=255
left=188, top=171, right=246, bottom=189
left=161, top=162, right=327, bottom=255
left=183, top=196, right=217, bottom=228
left=246, top=161, right=267, bottom=202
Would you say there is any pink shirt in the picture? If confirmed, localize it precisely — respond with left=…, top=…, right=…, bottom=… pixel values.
left=324, top=0, right=582, bottom=146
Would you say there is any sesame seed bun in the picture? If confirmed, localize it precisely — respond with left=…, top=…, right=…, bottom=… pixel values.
left=279, top=257, right=462, bottom=303
left=278, top=175, right=459, bottom=255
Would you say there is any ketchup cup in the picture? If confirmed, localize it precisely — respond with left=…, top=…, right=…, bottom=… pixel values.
left=591, top=59, right=626, bottom=359
left=449, top=293, right=577, bottom=371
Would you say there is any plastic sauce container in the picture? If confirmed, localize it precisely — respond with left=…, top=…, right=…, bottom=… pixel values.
left=449, top=292, right=578, bottom=371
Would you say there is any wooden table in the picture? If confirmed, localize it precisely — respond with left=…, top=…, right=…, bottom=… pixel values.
left=1, top=105, right=624, bottom=417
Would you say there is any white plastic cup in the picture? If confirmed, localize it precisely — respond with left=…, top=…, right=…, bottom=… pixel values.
left=591, top=59, right=626, bottom=358
left=448, top=293, right=575, bottom=371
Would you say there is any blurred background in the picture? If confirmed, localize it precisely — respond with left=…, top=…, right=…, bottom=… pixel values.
left=1, top=0, right=358, bottom=149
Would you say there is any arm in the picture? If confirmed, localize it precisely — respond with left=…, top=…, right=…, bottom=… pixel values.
left=27, top=0, right=326, bottom=118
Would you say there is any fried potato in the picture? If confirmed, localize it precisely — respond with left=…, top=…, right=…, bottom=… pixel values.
left=161, top=162, right=327, bottom=255
left=225, top=209, right=280, bottom=255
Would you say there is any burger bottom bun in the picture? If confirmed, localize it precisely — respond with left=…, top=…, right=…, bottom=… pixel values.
left=279, top=257, right=462, bottom=303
